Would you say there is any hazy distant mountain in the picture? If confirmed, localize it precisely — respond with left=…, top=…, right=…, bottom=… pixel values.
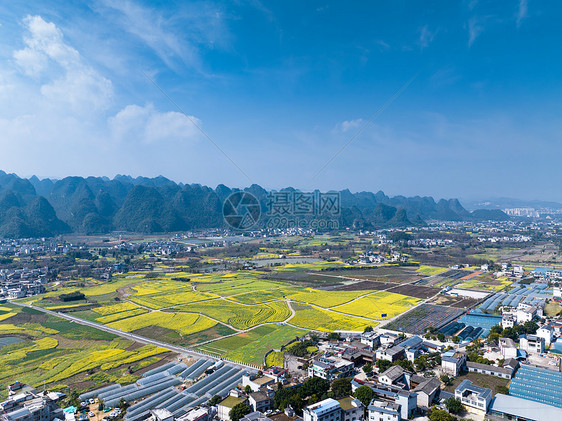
left=463, top=197, right=562, bottom=211
left=471, top=209, right=510, bottom=221
left=0, top=170, right=491, bottom=237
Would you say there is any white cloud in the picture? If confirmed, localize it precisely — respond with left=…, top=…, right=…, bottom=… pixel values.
left=336, top=119, right=364, bottom=133
left=109, top=104, right=201, bottom=144
left=96, top=0, right=226, bottom=72
left=0, top=15, right=205, bottom=179
left=13, top=15, right=113, bottom=111
left=517, top=0, right=528, bottom=27
left=374, top=39, right=390, bottom=50
left=468, top=17, right=484, bottom=46
left=419, top=25, right=436, bottom=49
left=97, top=0, right=191, bottom=69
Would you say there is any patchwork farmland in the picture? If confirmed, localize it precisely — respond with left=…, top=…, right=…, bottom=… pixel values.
left=16, top=263, right=450, bottom=366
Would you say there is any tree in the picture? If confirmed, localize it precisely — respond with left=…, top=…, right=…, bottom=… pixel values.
left=362, top=363, right=373, bottom=375
left=414, top=357, right=427, bottom=371
left=327, top=332, right=340, bottom=341
left=229, top=403, right=251, bottom=421
left=393, top=359, right=414, bottom=371
left=244, top=385, right=252, bottom=394
left=428, top=408, right=457, bottom=421
left=353, top=385, right=376, bottom=407
left=445, top=397, right=463, bottom=414
left=440, top=375, right=453, bottom=386
left=376, top=359, right=392, bottom=372
left=331, top=378, right=352, bottom=398
left=452, top=336, right=460, bottom=343
left=363, top=326, right=373, bottom=333
left=522, top=320, right=539, bottom=334
left=300, top=377, right=330, bottom=398
left=490, top=325, right=503, bottom=335
left=209, top=395, right=222, bottom=406
left=287, top=340, right=316, bottom=357
left=437, top=332, right=446, bottom=342
left=118, top=398, right=129, bottom=410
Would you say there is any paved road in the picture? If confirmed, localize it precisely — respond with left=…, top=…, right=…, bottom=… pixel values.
left=9, top=301, right=259, bottom=370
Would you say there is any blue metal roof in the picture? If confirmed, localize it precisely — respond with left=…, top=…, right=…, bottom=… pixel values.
left=490, top=393, right=562, bottom=421
left=509, top=365, right=562, bottom=408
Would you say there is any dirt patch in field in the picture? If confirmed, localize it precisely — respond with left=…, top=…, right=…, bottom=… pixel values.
left=125, top=341, right=146, bottom=351
left=180, top=325, right=236, bottom=347
left=55, top=336, right=111, bottom=349
left=6, top=311, right=48, bottom=324
left=429, top=295, right=480, bottom=309
left=323, top=266, right=422, bottom=283
left=132, top=326, right=185, bottom=345
left=387, top=284, right=440, bottom=299
left=58, top=304, right=99, bottom=313
left=331, top=280, right=389, bottom=291
left=70, top=380, right=97, bottom=391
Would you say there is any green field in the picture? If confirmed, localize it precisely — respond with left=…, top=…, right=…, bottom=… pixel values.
left=195, top=324, right=306, bottom=365
left=13, top=260, right=422, bottom=368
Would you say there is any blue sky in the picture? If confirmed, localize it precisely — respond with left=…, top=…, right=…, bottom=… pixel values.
left=0, top=0, right=561, bottom=201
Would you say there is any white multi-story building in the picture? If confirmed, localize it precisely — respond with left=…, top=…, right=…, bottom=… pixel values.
left=441, top=351, right=466, bottom=376
left=516, top=306, right=538, bottom=323
left=454, top=380, right=492, bottom=418
left=308, top=358, right=354, bottom=381
left=537, top=325, right=554, bottom=346
left=499, top=338, right=518, bottom=359
left=519, top=335, right=545, bottom=354
left=303, top=399, right=343, bottom=421
left=367, top=399, right=400, bottom=421
left=501, top=314, right=515, bottom=329
left=361, top=332, right=381, bottom=349
left=337, top=397, right=364, bottom=421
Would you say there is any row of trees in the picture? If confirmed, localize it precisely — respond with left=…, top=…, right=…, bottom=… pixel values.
left=488, top=321, right=538, bottom=342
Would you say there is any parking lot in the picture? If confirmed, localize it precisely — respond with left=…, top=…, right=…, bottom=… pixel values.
left=76, top=400, right=122, bottom=421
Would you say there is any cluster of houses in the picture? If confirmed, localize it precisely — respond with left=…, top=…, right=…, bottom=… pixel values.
left=477, top=235, right=532, bottom=243
left=6, top=314, right=562, bottom=421
left=0, top=267, right=49, bottom=299
left=351, top=252, right=407, bottom=266
left=0, top=384, right=66, bottom=421
left=405, top=238, right=454, bottom=248
left=0, top=238, right=71, bottom=255
left=112, top=240, right=187, bottom=256
left=209, top=313, right=562, bottom=421
left=532, top=267, right=562, bottom=281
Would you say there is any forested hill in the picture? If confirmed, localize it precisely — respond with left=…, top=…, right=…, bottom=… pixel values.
left=0, top=171, right=507, bottom=237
